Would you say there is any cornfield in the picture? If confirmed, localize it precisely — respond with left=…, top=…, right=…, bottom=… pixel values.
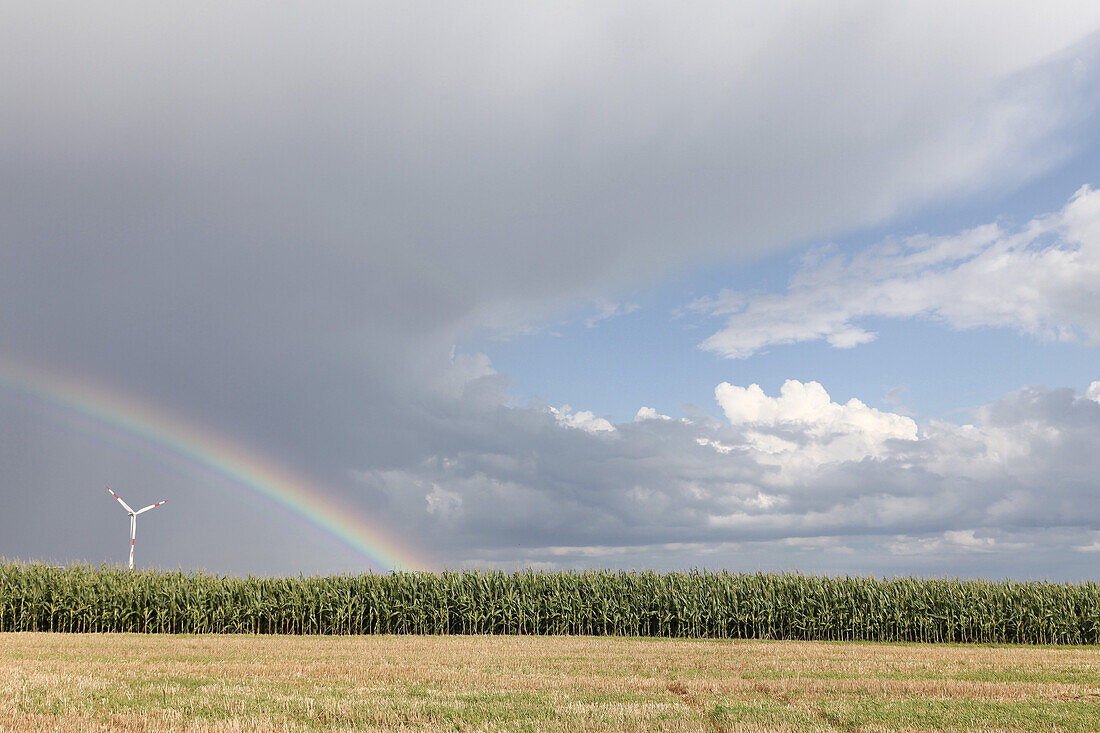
left=2, top=562, right=1097, bottom=643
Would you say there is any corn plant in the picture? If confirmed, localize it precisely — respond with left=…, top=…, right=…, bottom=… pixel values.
left=1, top=561, right=1097, bottom=643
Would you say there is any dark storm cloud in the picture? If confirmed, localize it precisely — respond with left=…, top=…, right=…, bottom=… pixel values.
left=2, top=3, right=1099, bottom=573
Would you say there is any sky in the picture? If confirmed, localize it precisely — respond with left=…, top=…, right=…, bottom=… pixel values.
left=2, top=2, right=1099, bottom=579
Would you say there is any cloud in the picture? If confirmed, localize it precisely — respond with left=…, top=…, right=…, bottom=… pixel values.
left=1088, top=381, right=1100, bottom=402
left=425, top=484, right=463, bottom=516
left=883, top=386, right=909, bottom=404
left=635, top=407, right=673, bottom=421
left=358, top=378, right=1100, bottom=577
left=699, top=185, right=1100, bottom=358
left=584, top=299, right=640, bottom=328
left=714, top=380, right=918, bottom=477
left=887, top=529, right=1025, bottom=556
left=550, top=405, right=617, bottom=434
left=942, top=530, right=996, bottom=551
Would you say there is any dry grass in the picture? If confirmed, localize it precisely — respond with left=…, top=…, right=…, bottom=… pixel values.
left=1, top=634, right=1098, bottom=731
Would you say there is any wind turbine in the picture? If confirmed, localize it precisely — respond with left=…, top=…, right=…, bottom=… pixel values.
left=105, top=485, right=167, bottom=570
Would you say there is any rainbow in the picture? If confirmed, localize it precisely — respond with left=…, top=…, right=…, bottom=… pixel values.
left=0, top=355, right=430, bottom=571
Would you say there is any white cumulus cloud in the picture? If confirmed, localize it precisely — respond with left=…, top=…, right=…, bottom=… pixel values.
left=1087, top=381, right=1100, bottom=402
left=714, top=380, right=918, bottom=474
left=550, top=405, right=617, bottom=434
left=635, top=406, right=673, bottom=421
left=698, top=185, right=1100, bottom=358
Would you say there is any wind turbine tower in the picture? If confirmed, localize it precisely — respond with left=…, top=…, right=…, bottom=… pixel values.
left=105, top=485, right=167, bottom=570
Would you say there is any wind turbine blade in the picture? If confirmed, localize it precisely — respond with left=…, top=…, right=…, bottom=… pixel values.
left=105, top=485, right=134, bottom=514
left=135, top=499, right=168, bottom=515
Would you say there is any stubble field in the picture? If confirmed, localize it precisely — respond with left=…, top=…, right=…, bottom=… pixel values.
left=1, top=634, right=1098, bottom=732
